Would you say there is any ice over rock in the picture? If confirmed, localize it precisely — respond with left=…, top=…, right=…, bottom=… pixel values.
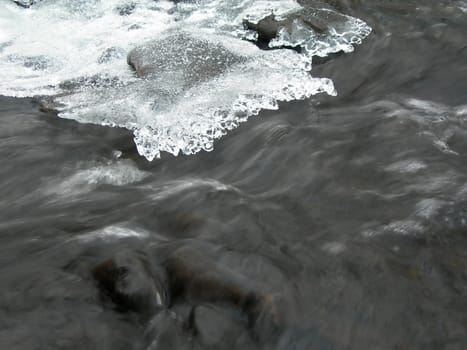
left=118, top=31, right=337, bottom=160
left=11, top=0, right=37, bottom=8
left=127, top=33, right=244, bottom=85
left=0, top=0, right=372, bottom=160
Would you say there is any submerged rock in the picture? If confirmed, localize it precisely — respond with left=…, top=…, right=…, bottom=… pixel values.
left=193, top=305, right=247, bottom=347
left=92, top=250, right=169, bottom=315
left=162, top=246, right=260, bottom=309
left=144, top=310, right=191, bottom=350
left=91, top=241, right=285, bottom=349
left=32, top=95, right=64, bottom=114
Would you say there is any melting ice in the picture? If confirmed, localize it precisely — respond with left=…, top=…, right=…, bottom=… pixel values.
left=0, top=0, right=371, bottom=160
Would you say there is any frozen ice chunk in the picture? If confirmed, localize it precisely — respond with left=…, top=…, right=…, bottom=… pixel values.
left=269, top=8, right=372, bottom=57
left=0, top=0, right=371, bottom=160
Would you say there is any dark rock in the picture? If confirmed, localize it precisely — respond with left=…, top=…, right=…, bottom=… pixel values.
left=249, top=294, right=283, bottom=344
left=193, top=305, right=245, bottom=347
left=156, top=210, right=204, bottom=237
left=92, top=250, right=169, bottom=316
left=163, top=246, right=256, bottom=306
left=144, top=310, right=191, bottom=350
left=169, top=0, right=198, bottom=3
left=162, top=245, right=279, bottom=330
left=92, top=244, right=282, bottom=345
left=243, top=11, right=326, bottom=48
left=32, top=96, right=60, bottom=114
left=170, top=303, right=195, bottom=328
left=244, top=14, right=286, bottom=44
left=12, top=0, right=38, bottom=8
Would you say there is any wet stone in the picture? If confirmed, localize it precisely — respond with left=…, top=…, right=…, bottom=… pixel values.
left=144, top=310, right=191, bottom=350
left=193, top=305, right=246, bottom=347
left=92, top=250, right=169, bottom=316
left=32, top=95, right=63, bottom=114
left=244, top=14, right=286, bottom=45
left=243, top=11, right=327, bottom=48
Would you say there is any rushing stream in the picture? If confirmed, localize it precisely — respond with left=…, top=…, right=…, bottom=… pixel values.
left=1, top=0, right=467, bottom=349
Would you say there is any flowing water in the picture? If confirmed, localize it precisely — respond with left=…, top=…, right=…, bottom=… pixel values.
left=1, top=0, right=467, bottom=349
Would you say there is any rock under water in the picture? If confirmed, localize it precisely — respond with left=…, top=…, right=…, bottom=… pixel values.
left=92, top=250, right=169, bottom=316
left=0, top=0, right=369, bottom=160
left=92, top=242, right=281, bottom=347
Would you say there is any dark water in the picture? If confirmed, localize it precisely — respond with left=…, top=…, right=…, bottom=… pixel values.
left=1, top=1, right=467, bottom=349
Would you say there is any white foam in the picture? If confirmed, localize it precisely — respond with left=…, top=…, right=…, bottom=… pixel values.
left=45, top=159, right=149, bottom=196
left=384, top=159, right=427, bottom=174
left=433, top=139, right=459, bottom=155
left=456, top=1, right=467, bottom=13
left=148, top=178, right=239, bottom=201
left=363, top=220, right=425, bottom=237
left=407, top=172, right=458, bottom=193
left=76, top=224, right=149, bottom=242
left=415, top=198, right=445, bottom=219
left=455, top=104, right=467, bottom=116
left=0, top=0, right=371, bottom=160
left=321, top=241, right=346, bottom=254
left=403, top=98, right=449, bottom=115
